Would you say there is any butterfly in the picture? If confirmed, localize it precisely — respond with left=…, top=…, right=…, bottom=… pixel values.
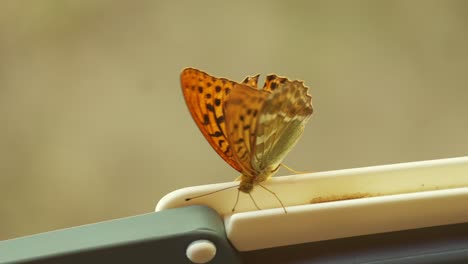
left=180, top=68, right=313, bottom=212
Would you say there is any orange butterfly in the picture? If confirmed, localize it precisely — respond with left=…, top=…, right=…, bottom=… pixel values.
left=180, top=68, right=313, bottom=212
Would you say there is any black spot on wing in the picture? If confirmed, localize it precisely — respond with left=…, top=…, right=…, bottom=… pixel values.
left=206, top=103, right=214, bottom=112
left=270, top=82, right=277, bottom=90
left=223, top=145, right=231, bottom=155
left=210, top=131, right=223, bottom=137
left=216, top=115, right=225, bottom=124
left=235, top=138, right=244, bottom=144
left=202, top=114, right=210, bottom=125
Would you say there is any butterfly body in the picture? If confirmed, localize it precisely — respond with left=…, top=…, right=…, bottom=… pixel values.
left=237, top=165, right=279, bottom=193
left=181, top=68, right=313, bottom=197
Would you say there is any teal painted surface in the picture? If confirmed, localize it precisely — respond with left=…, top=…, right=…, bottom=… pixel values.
left=0, top=206, right=240, bottom=264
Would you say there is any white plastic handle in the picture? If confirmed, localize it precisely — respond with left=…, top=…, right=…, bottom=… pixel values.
left=157, top=156, right=468, bottom=251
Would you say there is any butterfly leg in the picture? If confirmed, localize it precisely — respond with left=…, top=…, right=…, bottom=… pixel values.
left=280, top=163, right=310, bottom=174
left=258, top=183, right=287, bottom=214
left=248, top=192, right=261, bottom=211
left=231, top=189, right=241, bottom=212
left=231, top=189, right=263, bottom=212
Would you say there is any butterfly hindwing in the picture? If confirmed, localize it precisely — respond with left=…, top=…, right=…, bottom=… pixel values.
left=241, top=74, right=260, bottom=88
left=253, top=76, right=313, bottom=171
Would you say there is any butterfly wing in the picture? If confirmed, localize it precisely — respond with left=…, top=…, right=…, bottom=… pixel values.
left=224, top=83, right=269, bottom=176
left=180, top=68, right=243, bottom=172
left=241, top=74, right=260, bottom=88
left=253, top=76, right=313, bottom=172
left=181, top=69, right=313, bottom=176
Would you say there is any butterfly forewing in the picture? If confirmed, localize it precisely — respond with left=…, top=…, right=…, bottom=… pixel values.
left=180, top=68, right=242, bottom=172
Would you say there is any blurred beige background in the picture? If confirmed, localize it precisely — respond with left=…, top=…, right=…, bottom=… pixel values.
left=1, top=1, right=467, bottom=240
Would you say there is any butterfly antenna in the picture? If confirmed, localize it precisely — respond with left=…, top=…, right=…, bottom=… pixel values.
left=280, top=163, right=309, bottom=174
left=258, top=183, right=287, bottom=214
left=231, top=189, right=241, bottom=212
left=185, top=184, right=239, bottom=201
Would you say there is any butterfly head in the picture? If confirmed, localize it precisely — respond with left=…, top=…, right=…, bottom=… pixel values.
left=238, top=179, right=254, bottom=193
left=237, top=164, right=279, bottom=193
